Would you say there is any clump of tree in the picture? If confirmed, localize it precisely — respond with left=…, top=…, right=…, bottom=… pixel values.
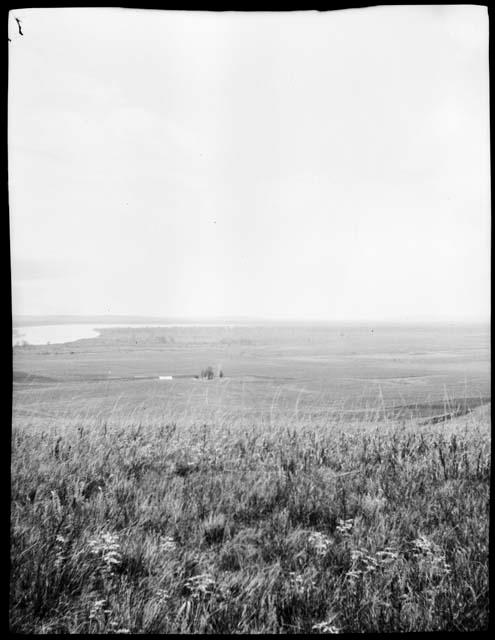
left=199, top=366, right=224, bottom=379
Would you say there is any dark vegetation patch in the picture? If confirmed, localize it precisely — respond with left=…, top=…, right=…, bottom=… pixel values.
left=13, top=371, right=58, bottom=384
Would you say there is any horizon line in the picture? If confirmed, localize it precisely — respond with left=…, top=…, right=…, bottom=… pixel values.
left=11, top=313, right=490, bottom=325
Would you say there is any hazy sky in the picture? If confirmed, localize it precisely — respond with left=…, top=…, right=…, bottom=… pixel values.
left=9, top=6, right=490, bottom=321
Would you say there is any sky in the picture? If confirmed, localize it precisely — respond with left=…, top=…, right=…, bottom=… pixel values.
left=8, top=6, right=490, bottom=322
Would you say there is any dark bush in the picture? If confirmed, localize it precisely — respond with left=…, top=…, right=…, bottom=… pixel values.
left=201, top=366, right=215, bottom=380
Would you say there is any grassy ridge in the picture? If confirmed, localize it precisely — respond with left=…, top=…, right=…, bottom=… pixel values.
left=10, top=405, right=490, bottom=633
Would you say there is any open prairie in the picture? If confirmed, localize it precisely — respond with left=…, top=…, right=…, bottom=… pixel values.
left=10, top=322, right=491, bottom=633
left=12, top=322, right=491, bottom=429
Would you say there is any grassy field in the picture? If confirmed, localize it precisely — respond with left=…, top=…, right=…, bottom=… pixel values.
left=10, top=405, right=490, bottom=633
left=10, top=323, right=491, bottom=633
left=12, top=323, right=491, bottom=424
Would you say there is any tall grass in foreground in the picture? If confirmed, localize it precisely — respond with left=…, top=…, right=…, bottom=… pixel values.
left=10, top=405, right=490, bottom=633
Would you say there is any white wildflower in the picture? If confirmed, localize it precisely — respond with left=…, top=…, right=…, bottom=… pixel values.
left=89, top=598, right=107, bottom=620
left=335, top=519, right=354, bottom=537
left=308, top=531, right=332, bottom=556
left=88, top=531, right=122, bottom=573
left=347, top=547, right=384, bottom=581
left=156, top=588, right=170, bottom=603
left=412, top=535, right=450, bottom=577
left=312, top=614, right=341, bottom=634
left=159, top=536, right=177, bottom=553
left=375, top=549, right=398, bottom=564
left=412, top=535, right=434, bottom=555
left=185, top=573, right=216, bottom=599
left=288, top=571, right=312, bottom=595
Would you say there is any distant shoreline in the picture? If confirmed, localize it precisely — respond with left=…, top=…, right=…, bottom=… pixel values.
left=11, top=315, right=490, bottom=328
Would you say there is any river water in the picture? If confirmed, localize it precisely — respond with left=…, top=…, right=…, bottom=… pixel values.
left=12, top=323, right=237, bottom=346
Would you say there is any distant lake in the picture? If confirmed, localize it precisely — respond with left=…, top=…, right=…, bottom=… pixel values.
left=12, top=323, right=243, bottom=346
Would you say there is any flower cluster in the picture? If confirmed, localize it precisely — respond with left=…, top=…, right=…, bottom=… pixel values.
left=184, top=573, right=216, bottom=599
left=287, top=571, right=315, bottom=596
left=335, top=518, right=354, bottom=538
left=307, top=531, right=332, bottom=556
left=89, top=598, right=111, bottom=620
left=155, top=588, right=170, bottom=603
left=411, top=535, right=450, bottom=577
left=347, top=548, right=379, bottom=579
left=374, top=548, right=399, bottom=564
left=89, top=599, right=131, bottom=632
left=159, top=535, right=177, bottom=553
left=346, top=546, right=399, bottom=583
left=109, top=621, right=131, bottom=634
left=88, top=531, right=122, bottom=574
left=312, top=614, right=341, bottom=634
